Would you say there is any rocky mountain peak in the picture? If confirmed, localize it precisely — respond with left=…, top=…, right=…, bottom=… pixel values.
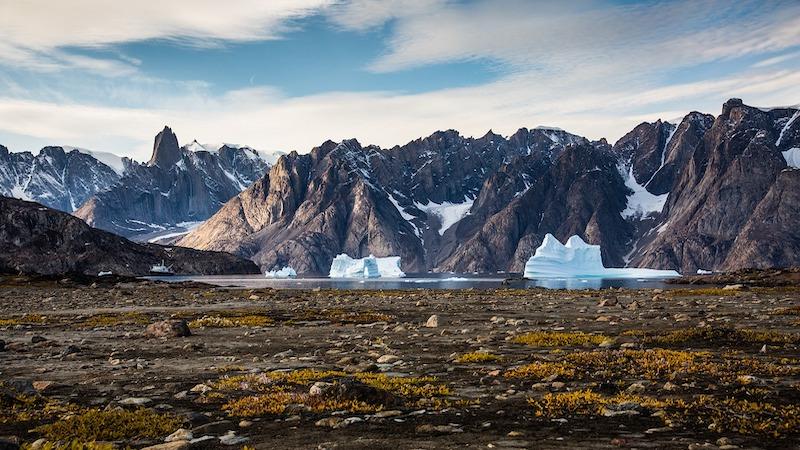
left=147, top=126, right=181, bottom=168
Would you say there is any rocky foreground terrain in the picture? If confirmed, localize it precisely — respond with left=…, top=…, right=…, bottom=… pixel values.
left=1, top=276, right=799, bottom=449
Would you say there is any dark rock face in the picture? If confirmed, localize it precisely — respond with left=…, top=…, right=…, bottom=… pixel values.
left=634, top=100, right=800, bottom=273
left=74, top=127, right=269, bottom=238
left=0, top=196, right=259, bottom=276
left=439, top=141, right=632, bottom=273
left=0, top=145, right=125, bottom=211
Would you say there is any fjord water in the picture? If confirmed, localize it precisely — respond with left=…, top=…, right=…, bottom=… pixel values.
left=149, top=273, right=674, bottom=290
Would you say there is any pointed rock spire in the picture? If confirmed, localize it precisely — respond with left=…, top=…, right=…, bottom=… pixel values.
left=148, top=126, right=181, bottom=168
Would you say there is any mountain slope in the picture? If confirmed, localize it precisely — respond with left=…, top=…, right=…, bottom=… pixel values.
left=0, top=196, right=259, bottom=276
left=0, top=145, right=125, bottom=212
left=74, top=126, right=270, bottom=238
left=634, top=99, right=800, bottom=272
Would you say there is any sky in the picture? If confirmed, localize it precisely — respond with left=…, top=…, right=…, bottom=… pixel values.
left=0, top=0, right=798, bottom=161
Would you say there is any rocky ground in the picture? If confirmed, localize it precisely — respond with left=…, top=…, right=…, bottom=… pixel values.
left=1, top=275, right=799, bottom=449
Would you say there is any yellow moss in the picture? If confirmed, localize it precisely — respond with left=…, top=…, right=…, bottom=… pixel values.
left=353, top=373, right=451, bottom=397
left=80, top=312, right=148, bottom=328
left=0, top=314, right=48, bottom=326
left=21, top=441, right=115, bottom=450
left=221, top=391, right=380, bottom=417
left=528, top=390, right=800, bottom=437
left=505, top=349, right=799, bottom=382
left=189, top=314, right=273, bottom=328
left=455, top=352, right=502, bottom=363
left=529, top=390, right=607, bottom=417
left=504, top=361, right=576, bottom=380
left=33, top=409, right=182, bottom=442
left=0, top=385, right=80, bottom=425
left=291, top=309, right=393, bottom=324
left=512, top=331, right=608, bottom=347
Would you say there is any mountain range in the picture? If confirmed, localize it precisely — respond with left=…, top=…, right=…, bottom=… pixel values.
left=178, top=99, right=800, bottom=274
left=1, top=98, right=798, bottom=275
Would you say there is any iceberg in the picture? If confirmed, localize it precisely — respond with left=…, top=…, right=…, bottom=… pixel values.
left=264, top=266, right=297, bottom=278
left=328, top=254, right=405, bottom=278
left=523, top=234, right=680, bottom=279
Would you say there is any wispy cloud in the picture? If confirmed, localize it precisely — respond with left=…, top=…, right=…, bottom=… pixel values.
left=0, top=0, right=798, bottom=158
left=0, top=0, right=333, bottom=75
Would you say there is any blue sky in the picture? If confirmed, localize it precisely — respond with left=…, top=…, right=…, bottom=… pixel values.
left=0, top=0, right=798, bottom=161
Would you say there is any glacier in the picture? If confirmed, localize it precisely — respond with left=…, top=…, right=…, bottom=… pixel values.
left=264, top=266, right=297, bottom=278
left=329, top=254, right=405, bottom=278
left=523, top=234, right=680, bottom=279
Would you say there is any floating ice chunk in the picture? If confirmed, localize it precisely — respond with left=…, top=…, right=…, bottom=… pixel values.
left=328, top=254, right=405, bottom=278
left=98, top=271, right=113, bottom=277
left=264, top=266, right=297, bottom=278
left=696, top=269, right=713, bottom=275
left=375, top=256, right=405, bottom=278
left=523, top=234, right=680, bottom=279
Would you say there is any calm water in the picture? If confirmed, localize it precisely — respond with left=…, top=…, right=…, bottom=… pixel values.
left=149, top=273, right=674, bottom=290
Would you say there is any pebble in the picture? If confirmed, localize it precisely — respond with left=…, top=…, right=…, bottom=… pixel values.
left=145, top=319, right=191, bottom=338
left=141, top=441, right=190, bottom=450
left=425, top=315, right=439, bottom=328
left=315, top=417, right=344, bottom=428
left=376, top=354, right=400, bottom=364
left=119, top=397, right=152, bottom=406
left=218, top=431, right=248, bottom=445
left=165, top=429, right=193, bottom=442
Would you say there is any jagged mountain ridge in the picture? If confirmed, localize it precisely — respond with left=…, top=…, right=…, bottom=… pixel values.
left=0, top=145, right=128, bottom=212
left=180, top=99, right=800, bottom=275
left=73, top=127, right=271, bottom=238
left=0, top=129, right=276, bottom=241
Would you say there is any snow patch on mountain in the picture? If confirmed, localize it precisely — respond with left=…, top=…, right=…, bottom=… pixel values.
left=620, top=165, right=668, bottom=219
left=414, top=197, right=474, bottom=235
left=65, top=147, right=127, bottom=175
left=783, top=148, right=800, bottom=169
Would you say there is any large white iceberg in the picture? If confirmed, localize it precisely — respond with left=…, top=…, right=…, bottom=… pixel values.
left=265, top=266, right=297, bottom=278
left=329, top=254, right=405, bottom=278
left=523, top=234, right=680, bottom=279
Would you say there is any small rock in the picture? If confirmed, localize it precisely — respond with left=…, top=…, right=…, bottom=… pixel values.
left=145, top=320, right=191, bottom=338
left=627, top=301, right=640, bottom=311
left=248, top=294, right=260, bottom=300
left=507, top=431, right=525, bottom=437
left=192, top=420, right=234, bottom=435
left=309, top=381, right=333, bottom=396
left=273, top=349, right=294, bottom=358
left=30, top=335, right=47, bottom=344
left=190, top=384, right=212, bottom=394
left=238, top=420, right=253, bottom=428
left=60, top=345, right=81, bottom=356
left=32, top=381, right=54, bottom=392
left=722, top=284, right=747, bottom=291
left=119, top=397, right=152, bottom=406
left=424, top=315, right=439, bottom=328
left=165, top=429, right=193, bottom=442
left=372, top=410, right=402, bottom=418
left=416, top=424, right=464, bottom=433
left=141, top=442, right=190, bottom=450
left=315, top=417, right=344, bottom=428
left=377, top=354, right=400, bottom=364
left=0, top=340, right=5, bottom=352
left=218, top=431, right=248, bottom=445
